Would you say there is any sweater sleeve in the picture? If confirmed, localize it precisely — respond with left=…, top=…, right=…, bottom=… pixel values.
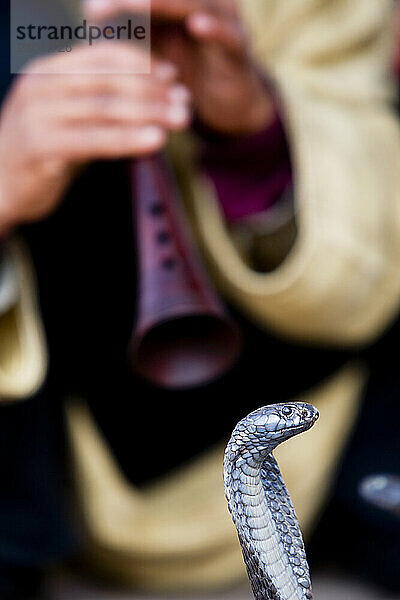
left=185, top=0, right=400, bottom=346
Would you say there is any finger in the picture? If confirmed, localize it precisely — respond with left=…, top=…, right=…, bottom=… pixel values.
left=209, top=0, right=239, bottom=18
left=55, top=125, right=168, bottom=160
left=84, top=0, right=208, bottom=22
left=186, top=13, right=246, bottom=54
left=46, top=97, right=191, bottom=130
left=26, top=42, right=176, bottom=79
left=28, top=73, right=189, bottom=106
left=21, top=48, right=180, bottom=108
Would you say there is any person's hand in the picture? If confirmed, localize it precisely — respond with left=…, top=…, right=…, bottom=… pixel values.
left=0, top=43, right=191, bottom=234
left=84, top=0, right=274, bottom=135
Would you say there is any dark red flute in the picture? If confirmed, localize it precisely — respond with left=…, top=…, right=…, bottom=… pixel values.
left=128, top=154, right=242, bottom=389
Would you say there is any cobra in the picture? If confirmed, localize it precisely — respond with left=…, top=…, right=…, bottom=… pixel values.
left=224, top=402, right=319, bottom=600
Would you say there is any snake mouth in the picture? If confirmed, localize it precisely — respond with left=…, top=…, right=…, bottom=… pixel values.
left=311, top=410, right=320, bottom=425
left=289, top=424, right=310, bottom=434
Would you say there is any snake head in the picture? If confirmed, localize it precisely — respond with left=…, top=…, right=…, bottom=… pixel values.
left=234, top=402, right=319, bottom=454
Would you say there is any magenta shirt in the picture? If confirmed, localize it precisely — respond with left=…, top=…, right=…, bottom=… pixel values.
left=199, top=111, right=292, bottom=223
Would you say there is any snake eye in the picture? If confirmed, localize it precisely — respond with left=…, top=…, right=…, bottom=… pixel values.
left=282, top=406, right=293, bottom=417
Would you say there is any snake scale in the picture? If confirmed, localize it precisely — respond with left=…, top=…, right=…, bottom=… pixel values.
left=224, top=402, right=319, bottom=600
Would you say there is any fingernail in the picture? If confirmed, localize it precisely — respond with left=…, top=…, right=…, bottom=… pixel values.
left=168, top=85, right=191, bottom=104
left=139, top=126, right=164, bottom=144
left=190, top=13, right=217, bottom=32
left=167, top=105, right=190, bottom=126
left=154, top=62, right=177, bottom=81
left=84, top=0, right=111, bottom=12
